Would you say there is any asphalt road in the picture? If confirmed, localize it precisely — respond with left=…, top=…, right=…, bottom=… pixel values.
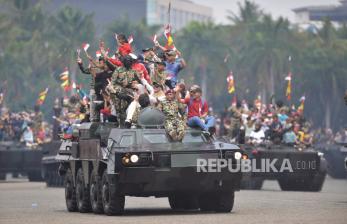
left=0, top=176, right=346, bottom=224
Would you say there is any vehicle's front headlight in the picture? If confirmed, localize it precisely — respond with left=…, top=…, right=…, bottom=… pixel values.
left=130, top=154, right=139, bottom=163
left=234, top=152, right=242, bottom=160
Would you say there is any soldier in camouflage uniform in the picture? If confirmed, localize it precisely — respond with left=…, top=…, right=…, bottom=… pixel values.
left=151, top=61, right=167, bottom=89
left=157, top=89, right=185, bottom=141
left=107, top=55, right=141, bottom=127
left=32, top=105, right=43, bottom=139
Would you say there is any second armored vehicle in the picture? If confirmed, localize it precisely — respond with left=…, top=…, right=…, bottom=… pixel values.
left=240, top=143, right=327, bottom=191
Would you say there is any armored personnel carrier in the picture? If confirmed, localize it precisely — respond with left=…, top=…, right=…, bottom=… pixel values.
left=0, top=141, right=43, bottom=181
left=240, top=143, right=327, bottom=191
left=315, top=142, right=347, bottom=179
left=56, top=108, right=245, bottom=215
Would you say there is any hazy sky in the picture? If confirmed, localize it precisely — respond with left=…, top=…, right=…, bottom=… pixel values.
left=192, top=0, right=341, bottom=24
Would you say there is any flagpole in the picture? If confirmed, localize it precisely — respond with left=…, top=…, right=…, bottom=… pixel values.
left=168, top=2, right=171, bottom=25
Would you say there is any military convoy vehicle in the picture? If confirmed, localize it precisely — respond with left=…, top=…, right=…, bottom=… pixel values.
left=0, top=141, right=43, bottom=181
left=240, top=143, right=327, bottom=191
left=315, top=142, right=347, bottom=179
left=56, top=108, right=245, bottom=215
left=41, top=141, right=64, bottom=186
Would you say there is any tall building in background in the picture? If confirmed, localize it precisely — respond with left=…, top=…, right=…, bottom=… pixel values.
left=44, top=0, right=212, bottom=31
left=292, top=0, right=347, bottom=29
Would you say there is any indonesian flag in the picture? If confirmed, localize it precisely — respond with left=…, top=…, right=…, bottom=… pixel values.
left=36, top=87, right=49, bottom=105
left=82, top=42, right=90, bottom=52
left=298, top=96, right=305, bottom=112
left=128, top=35, right=134, bottom=44
left=96, top=50, right=101, bottom=58
left=164, top=24, right=175, bottom=50
left=285, top=72, right=292, bottom=101
left=227, top=71, right=235, bottom=94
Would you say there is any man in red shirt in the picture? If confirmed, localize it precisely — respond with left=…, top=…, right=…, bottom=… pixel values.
left=177, top=85, right=215, bottom=135
left=116, top=34, right=132, bottom=56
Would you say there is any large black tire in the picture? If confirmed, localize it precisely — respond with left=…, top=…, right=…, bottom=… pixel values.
left=90, top=170, right=103, bottom=214
left=28, top=171, right=43, bottom=182
left=101, top=170, right=125, bottom=215
left=76, top=168, right=91, bottom=213
left=199, top=191, right=235, bottom=213
left=213, top=191, right=235, bottom=213
left=64, top=169, right=77, bottom=212
left=168, top=194, right=199, bottom=210
left=0, top=173, right=6, bottom=180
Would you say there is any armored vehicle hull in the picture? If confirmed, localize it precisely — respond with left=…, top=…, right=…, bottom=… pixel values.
left=0, top=142, right=44, bottom=181
left=240, top=144, right=327, bottom=191
left=315, top=143, right=347, bottom=179
left=57, top=122, right=245, bottom=215
left=41, top=141, right=64, bottom=186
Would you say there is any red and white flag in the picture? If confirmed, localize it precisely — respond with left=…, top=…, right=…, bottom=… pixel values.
left=128, top=35, right=133, bottom=44
left=82, top=42, right=90, bottom=52
left=96, top=50, right=101, bottom=58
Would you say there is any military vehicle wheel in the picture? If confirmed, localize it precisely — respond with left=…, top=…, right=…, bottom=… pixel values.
left=0, top=173, right=6, bottom=180
left=168, top=194, right=199, bottom=210
left=215, top=191, right=234, bottom=212
left=199, top=193, right=215, bottom=211
left=64, top=169, right=77, bottom=212
left=90, top=171, right=103, bottom=214
left=199, top=191, right=234, bottom=213
left=101, top=171, right=125, bottom=215
left=76, top=168, right=91, bottom=213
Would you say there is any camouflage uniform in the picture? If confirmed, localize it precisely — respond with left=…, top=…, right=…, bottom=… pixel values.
left=157, top=100, right=185, bottom=141
left=228, top=107, right=242, bottom=139
left=32, top=111, right=43, bottom=138
left=108, top=67, right=140, bottom=127
left=152, top=69, right=167, bottom=88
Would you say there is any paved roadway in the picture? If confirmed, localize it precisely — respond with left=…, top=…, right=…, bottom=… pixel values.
left=0, top=176, right=346, bottom=224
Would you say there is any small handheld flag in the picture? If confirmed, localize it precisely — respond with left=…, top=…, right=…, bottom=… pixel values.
left=152, top=34, right=158, bottom=45
left=36, top=87, right=49, bottom=105
left=96, top=50, right=101, bottom=58
left=128, top=35, right=134, bottom=44
left=285, top=72, right=292, bottom=101
left=60, top=68, right=70, bottom=91
left=82, top=42, right=90, bottom=52
left=298, top=96, right=305, bottom=112
left=227, top=71, right=235, bottom=94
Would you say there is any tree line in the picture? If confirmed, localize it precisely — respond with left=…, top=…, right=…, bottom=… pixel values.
left=0, top=0, right=346, bottom=130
